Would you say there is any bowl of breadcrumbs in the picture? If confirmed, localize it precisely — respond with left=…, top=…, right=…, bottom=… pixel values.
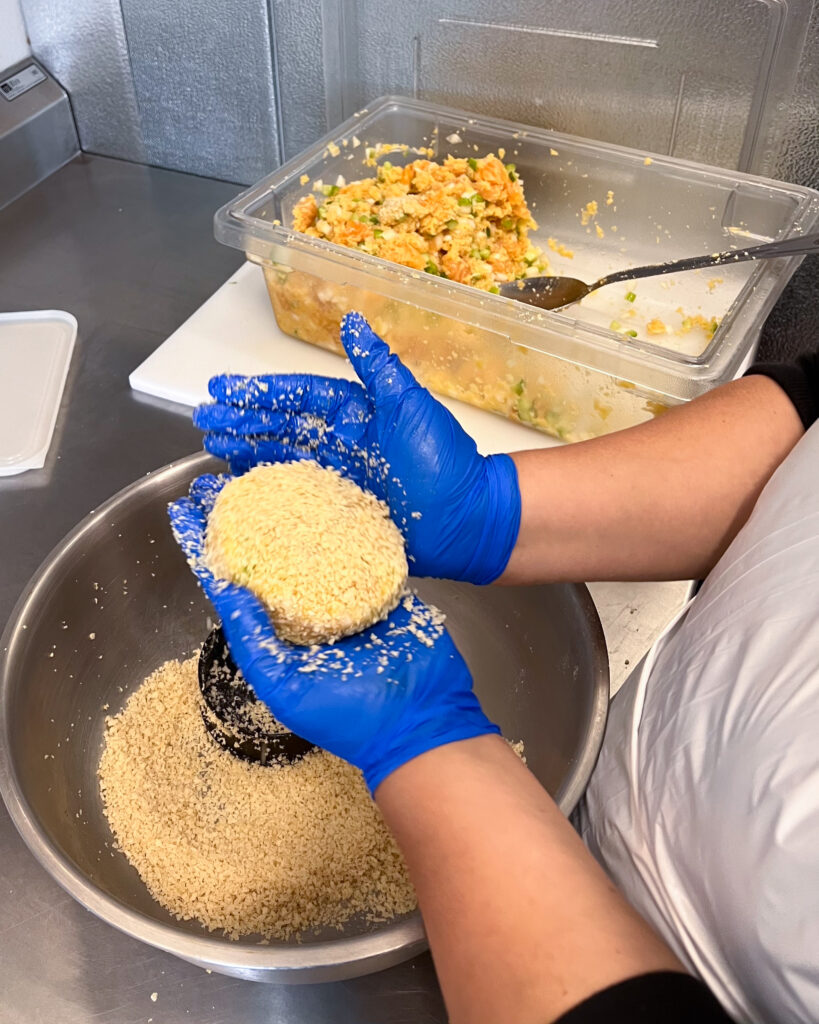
left=0, top=453, right=609, bottom=982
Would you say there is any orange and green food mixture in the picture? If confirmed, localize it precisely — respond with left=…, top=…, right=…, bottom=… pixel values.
left=292, top=154, right=550, bottom=292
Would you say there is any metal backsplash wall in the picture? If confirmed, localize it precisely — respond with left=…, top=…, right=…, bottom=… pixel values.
left=19, top=0, right=818, bottom=356
left=20, top=0, right=818, bottom=185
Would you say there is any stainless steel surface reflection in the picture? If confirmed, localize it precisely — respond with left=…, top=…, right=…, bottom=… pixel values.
left=0, top=452, right=609, bottom=983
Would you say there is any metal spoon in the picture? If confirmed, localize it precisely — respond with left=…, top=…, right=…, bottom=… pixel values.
left=499, top=230, right=819, bottom=311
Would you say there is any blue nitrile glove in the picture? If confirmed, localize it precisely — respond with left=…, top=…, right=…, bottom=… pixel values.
left=193, top=312, right=521, bottom=584
left=168, top=473, right=500, bottom=793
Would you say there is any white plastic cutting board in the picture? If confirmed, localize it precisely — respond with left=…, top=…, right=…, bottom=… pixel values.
left=0, top=310, right=77, bottom=475
left=129, top=261, right=560, bottom=457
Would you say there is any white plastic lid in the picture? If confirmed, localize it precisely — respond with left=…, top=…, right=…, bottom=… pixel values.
left=0, top=310, right=77, bottom=476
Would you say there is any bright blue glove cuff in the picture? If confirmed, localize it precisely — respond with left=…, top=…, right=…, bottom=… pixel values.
left=361, top=709, right=501, bottom=795
left=460, top=453, right=522, bottom=586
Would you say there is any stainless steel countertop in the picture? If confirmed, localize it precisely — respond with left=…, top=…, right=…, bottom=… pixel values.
left=0, top=154, right=688, bottom=1023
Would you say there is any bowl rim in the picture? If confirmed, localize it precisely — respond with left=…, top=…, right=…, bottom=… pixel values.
left=0, top=451, right=609, bottom=980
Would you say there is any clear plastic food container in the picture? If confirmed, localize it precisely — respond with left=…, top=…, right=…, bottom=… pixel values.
left=215, top=96, right=819, bottom=441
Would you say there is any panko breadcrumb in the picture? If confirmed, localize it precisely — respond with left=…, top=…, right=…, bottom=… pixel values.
left=98, top=656, right=416, bottom=941
left=206, top=462, right=408, bottom=646
left=292, top=153, right=550, bottom=291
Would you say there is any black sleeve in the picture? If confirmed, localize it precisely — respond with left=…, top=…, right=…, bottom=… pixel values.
left=553, top=972, right=735, bottom=1024
left=746, top=347, right=819, bottom=430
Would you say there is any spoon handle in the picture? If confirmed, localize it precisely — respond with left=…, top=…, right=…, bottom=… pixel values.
left=594, top=230, right=819, bottom=290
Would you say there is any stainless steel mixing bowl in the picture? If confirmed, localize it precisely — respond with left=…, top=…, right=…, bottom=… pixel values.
left=0, top=452, right=609, bottom=983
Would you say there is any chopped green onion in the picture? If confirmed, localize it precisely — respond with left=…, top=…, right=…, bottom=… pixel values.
left=479, top=248, right=491, bottom=260
left=457, top=196, right=473, bottom=207
left=468, top=157, right=478, bottom=171
left=425, top=260, right=439, bottom=275
left=625, top=290, right=636, bottom=303
left=489, top=285, right=500, bottom=294
left=625, top=329, right=638, bottom=338
left=710, top=320, right=719, bottom=334
left=609, top=320, right=622, bottom=331
left=501, top=217, right=516, bottom=230
left=486, top=227, right=491, bottom=237
left=446, top=219, right=458, bottom=230
left=373, top=229, right=383, bottom=238
left=513, top=379, right=526, bottom=395
left=516, top=396, right=534, bottom=423
left=473, top=194, right=486, bottom=204
left=369, top=215, right=379, bottom=224
left=318, top=206, right=327, bottom=219
left=505, top=162, right=517, bottom=181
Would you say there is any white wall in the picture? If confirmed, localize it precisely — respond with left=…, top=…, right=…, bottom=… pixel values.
left=0, top=0, right=30, bottom=73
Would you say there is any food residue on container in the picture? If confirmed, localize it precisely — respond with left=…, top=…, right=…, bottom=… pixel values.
left=580, top=200, right=598, bottom=226
left=547, top=237, right=574, bottom=259
left=292, top=153, right=550, bottom=291
left=676, top=308, right=720, bottom=338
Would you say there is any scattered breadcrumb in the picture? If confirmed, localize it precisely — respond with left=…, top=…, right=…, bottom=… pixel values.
left=98, top=656, right=417, bottom=941
left=646, top=317, right=668, bottom=335
left=605, top=190, right=614, bottom=206
left=580, top=201, right=598, bottom=226
left=644, top=157, right=653, bottom=166
left=547, top=237, right=574, bottom=259
left=206, top=463, right=407, bottom=646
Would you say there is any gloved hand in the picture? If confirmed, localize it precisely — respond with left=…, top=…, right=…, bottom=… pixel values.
left=168, top=473, right=500, bottom=793
left=194, top=312, right=521, bottom=584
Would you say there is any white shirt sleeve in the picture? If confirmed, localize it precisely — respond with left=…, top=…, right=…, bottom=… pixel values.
left=578, top=421, right=819, bottom=1024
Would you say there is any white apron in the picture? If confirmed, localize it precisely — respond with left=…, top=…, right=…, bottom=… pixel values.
left=579, top=421, right=819, bottom=1024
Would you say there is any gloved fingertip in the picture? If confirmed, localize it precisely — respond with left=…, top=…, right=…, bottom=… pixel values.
left=340, top=313, right=388, bottom=384
left=208, top=374, right=249, bottom=404
left=189, top=472, right=228, bottom=513
left=207, top=375, right=228, bottom=398
left=202, top=432, right=235, bottom=458
left=192, top=403, right=216, bottom=429
left=340, top=313, right=417, bottom=399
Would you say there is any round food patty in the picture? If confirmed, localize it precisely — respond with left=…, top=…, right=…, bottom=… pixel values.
left=205, top=461, right=408, bottom=645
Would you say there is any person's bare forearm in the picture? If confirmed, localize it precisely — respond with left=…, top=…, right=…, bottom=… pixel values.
left=501, top=375, right=804, bottom=584
left=376, top=735, right=682, bottom=1024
